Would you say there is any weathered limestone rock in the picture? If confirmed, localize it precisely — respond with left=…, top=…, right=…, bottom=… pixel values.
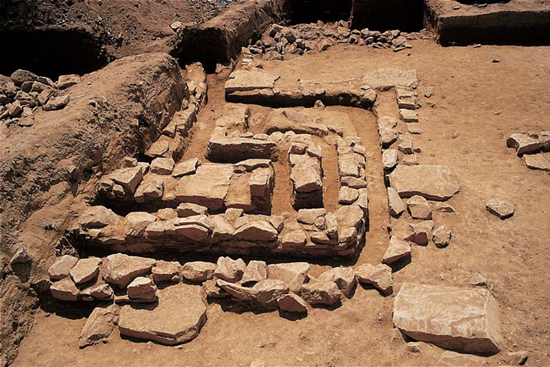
left=338, top=186, right=359, bottom=205
left=208, top=138, right=277, bottom=162
left=235, top=159, right=272, bottom=171
left=172, top=158, right=200, bottom=177
left=393, top=283, right=502, bottom=354
left=152, top=261, right=181, bottom=283
left=182, top=261, right=216, bottom=282
left=119, top=283, right=206, bottom=345
left=278, top=293, right=308, bottom=313
left=176, top=203, right=208, bottom=218
left=134, top=175, right=164, bottom=202
left=382, top=237, right=412, bottom=265
left=127, top=277, right=158, bottom=302
left=43, top=94, right=70, bottom=111
left=524, top=153, right=550, bottom=171
left=433, top=225, right=452, bottom=248
left=507, top=133, right=542, bottom=156
left=70, top=257, right=101, bottom=285
left=124, top=212, right=157, bottom=237
left=214, top=257, right=246, bottom=282
left=268, top=263, right=309, bottom=293
left=11, top=69, right=38, bottom=86
left=388, top=187, right=405, bottom=217
left=233, top=219, right=278, bottom=241
left=250, top=167, right=274, bottom=197
left=225, top=70, right=279, bottom=92
left=318, top=267, right=356, bottom=297
left=81, top=283, right=114, bottom=301
left=399, top=109, right=419, bottom=123
left=176, top=164, right=233, bottom=210
left=217, top=279, right=254, bottom=301
left=210, top=215, right=235, bottom=240
left=150, top=157, right=175, bottom=175
left=407, top=221, right=433, bottom=245
left=203, top=279, right=229, bottom=298
left=291, top=163, right=322, bottom=192
left=146, top=138, right=170, bottom=158
left=361, top=69, right=417, bottom=91
left=281, top=230, right=307, bottom=247
left=335, top=205, right=364, bottom=230
left=51, top=277, right=79, bottom=301
left=110, top=166, right=144, bottom=194
left=78, top=206, right=120, bottom=229
left=252, top=279, right=290, bottom=307
left=486, top=199, right=515, bottom=219
left=341, top=176, right=368, bottom=189
left=300, top=281, right=343, bottom=306
left=382, top=149, right=398, bottom=170
left=103, top=254, right=155, bottom=288
left=389, top=165, right=460, bottom=201
left=79, top=304, right=117, bottom=348
left=241, top=260, right=268, bottom=286
left=407, top=195, right=432, bottom=220
left=338, top=156, right=361, bottom=177
left=297, top=208, right=326, bottom=224
left=398, top=134, right=414, bottom=154
left=355, top=263, right=393, bottom=294
left=48, top=255, right=79, bottom=281
left=175, top=215, right=213, bottom=241
left=57, top=74, right=80, bottom=89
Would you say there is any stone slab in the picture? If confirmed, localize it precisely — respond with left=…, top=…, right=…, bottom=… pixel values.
left=389, top=165, right=460, bottom=201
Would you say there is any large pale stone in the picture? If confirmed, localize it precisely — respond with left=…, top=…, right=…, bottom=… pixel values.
left=78, top=206, right=121, bottom=229
left=150, top=157, right=175, bottom=175
left=119, top=283, right=206, bottom=345
left=335, top=205, right=364, bottom=229
left=134, top=175, right=164, bottom=202
left=103, top=254, right=155, bottom=288
left=355, top=263, right=393, bottom=294
left=297, top=208, right=326, bottom=224
left=70, top=257, right=101, bottom=285
left=176, top=203, right=208, bottom=218
left=252, top=279, right=289, bottom=307
left=208, top=138, right=277, bottom=162
left=382, top=149, right=398, bottom=170
left=79, top=304, right=117, bottom=348
left=241, top=260, right=268, bottom=286
left=291, top=163, right=322, bottom=193
left=233, top=220, right=278, bottom=241
left=506, top=133, right=542, bottom=156
left=338, top=186, right=359, bottom=205
left=388, top=187, right=405, bottom=217
left=50, top=277, right=79, bottom=301
left=176, top=164, right=233, bottom=210
left=361, top=68, right=418, bottom=91
left=225, top=70, right=279, bottom=92
left=278, top=293, right=308, bottom=313
left=267, top=262, right=309, bottom=293
left=127, top=277, right=158, bottom=301
left=124, top=212, right=157, bottom=237
left=172, top=158, right=199, bottom=177
left=393, top=283, right=502, bottom=354
left=110, top=166, right=144, bottom=194
left=389, top=165, right=460, bottom=201
left=523, top=153, right=550, bottom=171
left=214, top=257, right=246, bottom=282
left=48, top=255, right=78, bottom=281
left=281, top=230, right=307, bottom=247
left=486, top=199, right=515, bottom=219
left=407, top=195, right=432, bottom=220
left=152, top=261, right=181, bottom=283
left=318, top=267, right=356, bottom=296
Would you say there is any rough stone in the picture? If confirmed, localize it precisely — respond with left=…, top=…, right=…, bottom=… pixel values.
left=124, top=212, right=157, bottom=237
left=291, top=163, right=322, bottom=193
left=172, top=158, right=200, bottom=177
left=355, top=263, right=393, bottom=294
left=48, top=255, right=79, bottom=281
left=297, top=208, right=326, bottom=224
left=486, top=199, right=515, bottom=219
left=407, top=221, right=433, bottom=245
left=181, top=261, right=216, bottom=282
left=241, top=260, right=268, bottom=286
left=176, top=203, right=208, bottom=218
left=78, top=206, right=120, bottom=229
left=50, top=277, right=79, bottom=301
left=119, top=283, right=206, bottom=345
left=217, top=279, right=254, bottom=301
left=176, top=164, right=233, bottom=210
left=382, top=149, right=398, bottom=170
left=150, top=157, right=175, bottom=175
left=523, top=153, right=550, bottom=171
left=382, top=237, right=412, bottom=265
left=389, top=165, right=460, bottom=201
left=407, top=195, right=432, bottom=220
left=388, top=187, right=405, bottom=217
left=338, top=186, right=359, bottom=204
left=152, top=261, right=181, bottom=283
left=214, top=257, right=246, bottom=282
left=252, top=279, right=289, bottom=307
left=399, top=109, right=419, bottom=123
left=281, top=230, right=307, bottom=247
left=267, top=262, right=309, bottom=293
left=393, top=283, right=502, bottom=354
left=43, top=94, right=70, bottom=111
left=110, top=166, right=144, bottom=194
left=70, top=257, right=101, bottom=285
left=278, top=293, right=308, bottom=313
left=433, top=226, right=452, bottom=248
left=318, top=267, right=356, bottom=296
left=225, top=70, right=279, bottom=92
left=233, top=220, right=278, bottom=241
left=300, top=281, right=343, bottom=306
left=127, top=277, right=158, bottom=301
left=103, top=253, right=155, bottom=288
left=79, top=304, right=117, bottom=348
left=507, top=133, right=542, bottom=156
left=361, top=68, right=417, bottom=91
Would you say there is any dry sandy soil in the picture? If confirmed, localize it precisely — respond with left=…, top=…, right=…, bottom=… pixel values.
left=9, top=40, right=550, bottom=366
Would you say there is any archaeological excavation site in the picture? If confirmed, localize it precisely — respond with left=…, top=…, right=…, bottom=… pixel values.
left=1, top=0, right=550, bottom=366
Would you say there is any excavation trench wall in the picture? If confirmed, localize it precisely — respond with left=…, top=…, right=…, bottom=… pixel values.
left=0, top=52, right=188, bottom=366
left=171, top=0, right=290, bottom=71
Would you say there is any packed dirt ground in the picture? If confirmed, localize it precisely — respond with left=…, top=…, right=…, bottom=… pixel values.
left=5, top=38, right=550, bottom=366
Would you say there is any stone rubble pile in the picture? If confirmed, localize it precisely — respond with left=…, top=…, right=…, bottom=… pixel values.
left=241, top=20, right=433, bottom=65
left=507, top=131, right=550, bottom=172
left=0, top=69, right=77, bottom=125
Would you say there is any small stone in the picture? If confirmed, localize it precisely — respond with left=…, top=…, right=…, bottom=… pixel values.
left=407, top=221, right=433, bottom=245
left=127, top=277, right=157, bottom=301
left=318, top=267, right=356, bottom=296
left=338, top=186, right=359, bottom=204
left=252, top=279, right=289, bottom=307
left=382, top=149, right=398, bottom=170
left=388, top=187, right=405, bottom=217
left=172, top=158, right=199, bottom=177
left=43, top=94, right=70, bottom=111
left=152, top=260, right=181, bottom=283
left=48, top=255, right=79, bottom=281
left=57, top=74, right=80, bottom=89
left=70, top=257, right=101, bottom=285
left=150, top=157, right=175, bottom=175
left=300, top=281, right=342, bottom=306
left=436, top=203, right=455, bottom=213
left=355, top=263, right=393, bottom=294
left=50, top=277, right=79, bottom=301
left=203, top=279, right=229, bottom=298
left=382, top=237, right=412, bottom=265
left=182, top=261, right=216, bottom=282
left=281, top=230, right=307, bottom=247
left=507, top=350, right=529, bottom=365
left=241, top=260, right=268, bottom=286
left=103, top=253, right=155, bottom=288
left=486, top=199, right=515, bottom=219
left=433, top=226, right=452, bottom=248
left=278, top=293, right=308, bottom=313
left=406, top=195, right=432, bottom=220
left=214, top=257, right=246, bottom=282
left=399, top=109, right=419, bottom=123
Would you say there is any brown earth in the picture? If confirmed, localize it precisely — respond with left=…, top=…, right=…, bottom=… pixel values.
left=7, top=40, right=550, bottom=366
